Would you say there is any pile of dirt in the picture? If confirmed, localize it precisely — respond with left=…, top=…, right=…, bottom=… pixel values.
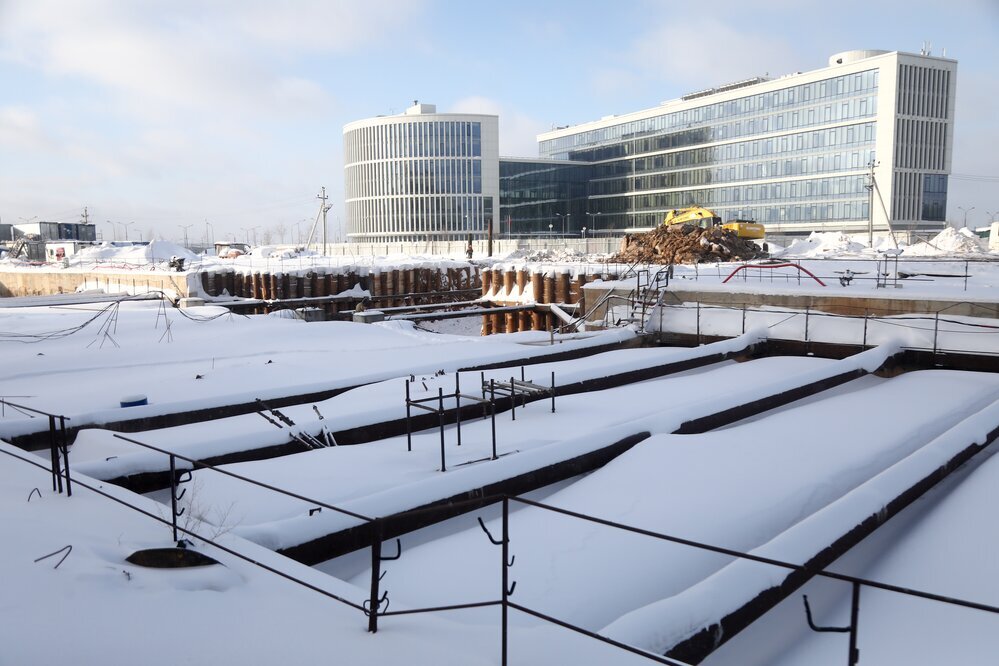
left=611, top=224, right=766, bottom=264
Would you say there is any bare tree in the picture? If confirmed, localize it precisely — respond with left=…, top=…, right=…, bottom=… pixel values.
left=274, top=222, right=287, bottom=244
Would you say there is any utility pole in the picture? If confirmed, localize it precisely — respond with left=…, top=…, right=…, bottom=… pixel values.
left=866, top=159, right=879, bottom=247
left=317, top=187, right=331, bottom=256
left=80, top=206, right=89, bottom=226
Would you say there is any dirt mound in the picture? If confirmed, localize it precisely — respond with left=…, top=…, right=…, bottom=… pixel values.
left=611, top=224, right=766, bottom=264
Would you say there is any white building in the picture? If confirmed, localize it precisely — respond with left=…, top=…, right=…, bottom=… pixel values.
left=343, top=102, right=500, bottom=242
left=537, top=49, right=957, bottom=239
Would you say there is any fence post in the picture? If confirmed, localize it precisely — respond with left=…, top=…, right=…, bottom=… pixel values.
left=48, top=415, right=62, bottom=494
left=405, top=379, right=412, bottom=452
left=551, top=372, right=556, bottom=413
left=169, top=454, right=179, bottom=542
left=510, top=378, right=516, bottom=421
left=848, top=581, right=861, bottom=666
left=59, top=416, right=71, bottom=497
left=804, top=307, right=810, bottom=345
left=741, top=304, right=746, bottom=334
left=695, top=302, right=701, bottom=345
left=438, top=388, right=446, bottom=472
left=455, top=373, right=462, bottom=447
left=933, top=312, right=940, bottom=362
left=862, top=311, right=869, bottom=348
left=501, top=497, right=510, bottom=666
left=368, top=519, right=383, bottom=633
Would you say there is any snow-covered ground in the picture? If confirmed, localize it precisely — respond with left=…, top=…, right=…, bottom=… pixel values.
left=3, top=231, right=999, bottom=664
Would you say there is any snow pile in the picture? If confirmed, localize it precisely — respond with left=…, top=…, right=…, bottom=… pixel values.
left=246, top=245, right=309, bottom=260
left=779, top=231, right=867, bottom=257
left=506, top=247, right=598, bottom=263
left=71, top=240, right=199, bottom=267
left=903, top=226, right=987, bottom=256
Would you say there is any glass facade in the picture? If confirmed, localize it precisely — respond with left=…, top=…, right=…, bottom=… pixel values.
left=498, top=160, right=591, bottom=236
left=921, top=174, right=947, bottom=222
left=344, top=118, right=491, bottom=242
left=534, top=69, right=881, bottom=233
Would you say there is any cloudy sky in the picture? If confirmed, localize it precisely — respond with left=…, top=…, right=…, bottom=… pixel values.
left=1, top=0, right=997, bottom=244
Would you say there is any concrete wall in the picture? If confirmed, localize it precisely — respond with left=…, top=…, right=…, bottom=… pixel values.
left=0, top=270, right=196, bottom=298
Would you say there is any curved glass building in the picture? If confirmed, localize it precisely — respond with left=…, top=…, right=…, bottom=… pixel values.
left=343, top=102, right=499, bottom=242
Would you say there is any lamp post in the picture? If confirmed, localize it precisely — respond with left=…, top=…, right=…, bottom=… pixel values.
left=985, top=210, right=997, bottom=224
left=548, top=223, right=553, bottom=238
left=581, top=226, right=587, bottom=239
left=178, top=224, right=193, bottom=249
left=121, top=221, right=135, bottom=242
left=105, top=220, right=117, bottom=241
left=205, top=220, right=214, bottom=248
left=554, top=212, right=569, bottom=236
left=586, top=211, right=601, bottom=233
left=958, top=206, right=975, bottom=229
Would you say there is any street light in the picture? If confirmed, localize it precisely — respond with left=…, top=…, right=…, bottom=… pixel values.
left=586, top=211, right=601, bottom=236
left=554, top=212, right=569, bottom=236
left=581, top=226, right=587, bottom=238
left=958, top=206, right=975, bottom=229
left=105, top=220, right=117, bottom=241
left=121, top=221, right=135, bottom=241
left=986, top=210, right=997, bottom=224
left=548, top=223, right=553, bottom=238
left=178, top=223, right=193, bottom=248
left=205, top=220, right=214, bottom=247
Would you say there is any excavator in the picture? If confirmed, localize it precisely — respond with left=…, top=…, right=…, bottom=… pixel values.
left=663, top=206, right=765, bottom=239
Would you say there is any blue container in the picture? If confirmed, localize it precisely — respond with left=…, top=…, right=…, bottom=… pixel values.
left=120, top=395, right=148, bottom=408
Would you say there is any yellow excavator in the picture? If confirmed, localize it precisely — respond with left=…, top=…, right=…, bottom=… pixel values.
left=663, top=206, right=765, bottom=239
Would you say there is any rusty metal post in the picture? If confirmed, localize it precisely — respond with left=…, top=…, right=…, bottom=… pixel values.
left=531, top=271, right=545, bottom=331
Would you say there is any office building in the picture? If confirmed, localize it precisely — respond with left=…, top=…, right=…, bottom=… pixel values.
left=343, top=102, right=499, bottom=242
left=528, top=49, right=956, bottom=238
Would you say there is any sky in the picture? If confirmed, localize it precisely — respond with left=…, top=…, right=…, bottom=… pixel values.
left=1, top=0, right=997, bottom=245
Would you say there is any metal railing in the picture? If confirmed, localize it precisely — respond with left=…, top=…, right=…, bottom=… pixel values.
left=651, top=300, right=999, bottom=357
left=6, top=434, right=999, bottom=665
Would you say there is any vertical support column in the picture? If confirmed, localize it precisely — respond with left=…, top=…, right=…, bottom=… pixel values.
left=481, top=269, right=493, bottom=336
left=556, top=270, right=570, bottom=305
left=503, top=268, right=517, bottom=332
left=531, top=271, right=545, bottom=331
left=543, top=273, right=556, bottom=330
left=380, top=271, right=391, bottom=307
left=517, top=270, right=531, bottom=331
left=491, top=267, right=504, bottom=334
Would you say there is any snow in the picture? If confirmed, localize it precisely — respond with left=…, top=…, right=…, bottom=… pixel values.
left=0, top=301, right=636, bottom=439
left=347, top=370, right=999, bottom=636
left=777, top=231, right=868, bottom=258
left=0, top=442, right=498, bottom=665
left=3, top=237, right=999, bottom=664
left=902, top=226, right=988, bottom=256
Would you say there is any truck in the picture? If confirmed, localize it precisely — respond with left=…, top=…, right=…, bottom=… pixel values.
left=663, top=206, right=765, bottom=239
